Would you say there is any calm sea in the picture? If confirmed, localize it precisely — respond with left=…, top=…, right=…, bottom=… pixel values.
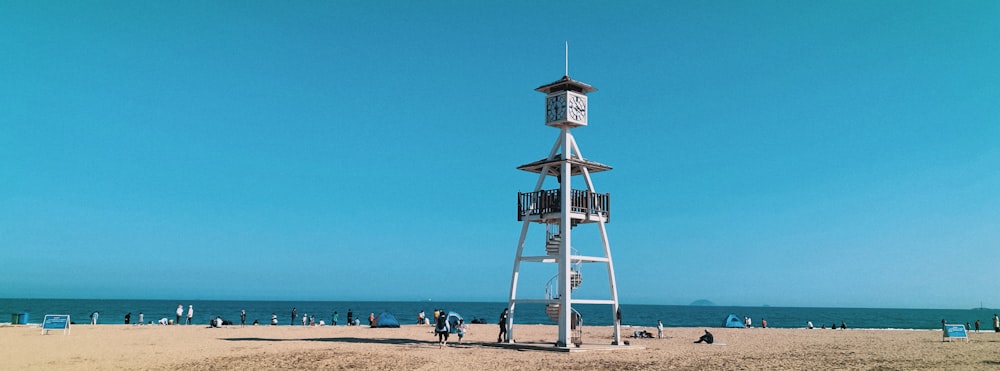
left=1, top=299, right=994, bottom=330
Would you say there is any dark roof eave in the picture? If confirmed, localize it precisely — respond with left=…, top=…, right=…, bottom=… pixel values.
left=516, top=157, right=613, bottom=174
left=534, top=75, right=597, bottom=94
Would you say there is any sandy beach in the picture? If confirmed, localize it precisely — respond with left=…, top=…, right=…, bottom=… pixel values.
left=3, top=323, right=1000, bottom=370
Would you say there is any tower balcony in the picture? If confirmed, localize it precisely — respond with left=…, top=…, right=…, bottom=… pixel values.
left=517, top=189, right=610, bottom=223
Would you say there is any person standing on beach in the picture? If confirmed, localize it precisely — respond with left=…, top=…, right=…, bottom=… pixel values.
left=176, top=305, right=183, bottom=325
left=138, top=312, right=143, bottom=325
left=435, top=311, right=451, bottom=348
left=993, top=314, right=999, bottom=332
left=332, top=311, right=339, bottom=326
left=347, top=309, right=353, bottom=325
left=657, top=320, right=664, bottom=339
left=187, top=305, right=194, bottom=325
left=90, top=311, right=99, bottom=325
left=975, top=319, right=980, bottom=332
left=302, top=313, right=308, bottom=326
left=291, top=308, right=297, bottom=326
left=497, top=308, right=509, bottom=343
left=368, top=312, right=375, bottom=327
left=271, top=313, right=278, bottom=326
left=125, top=312, right=131, bottom=325
left=456, top=319, right=467, bottom=343
left=240, top=310, right=246, bottom=328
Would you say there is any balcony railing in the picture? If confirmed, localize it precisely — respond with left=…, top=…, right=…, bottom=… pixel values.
left=517, top=189, right=610, bottom=222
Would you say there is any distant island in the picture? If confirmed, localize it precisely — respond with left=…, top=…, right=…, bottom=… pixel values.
left=690, top=299, right=715, bottom=306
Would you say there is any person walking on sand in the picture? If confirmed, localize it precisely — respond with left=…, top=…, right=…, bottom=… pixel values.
left=187, top=305, right=194, bottom=325
left=498, top=308, right=509, bottom=343
left=176, top=305, right=183, bottom=325
left=456, top=319, right=467, bottom=343
left=90, top=311, right=99, bottom=325
left=240, top=310, right=246, bottom=328
left=657, top=320, right=664, bottom=339
left=435, top=311, right=451, bottom=348
left=332, top=311, right=339, bottom=326
left=975, top=319, right=980, bottom=332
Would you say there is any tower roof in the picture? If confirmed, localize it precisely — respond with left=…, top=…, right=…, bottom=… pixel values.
left=535, top=75, right=597, bottom=95
left=517, top=156, right=612, bottom=176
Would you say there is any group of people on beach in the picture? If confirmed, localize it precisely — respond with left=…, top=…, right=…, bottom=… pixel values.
left=806, top=321, right=847, bottom=329
left=108, top=305, right=255, bottom=327
left=960, top=314, right=1000, bottom=333
left=431, top=309, right=469, bottom=348
left=281, top=307, right=365, bottom=327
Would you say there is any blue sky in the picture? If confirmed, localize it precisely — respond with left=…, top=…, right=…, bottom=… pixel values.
left=2, top=1, right=998, bottom=309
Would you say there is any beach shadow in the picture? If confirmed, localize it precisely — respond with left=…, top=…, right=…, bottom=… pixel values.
left=222, top=337, right=443, bottom=346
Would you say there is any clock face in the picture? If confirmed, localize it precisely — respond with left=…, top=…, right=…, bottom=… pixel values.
left=568, top=94, right=587, bottom=122
left=546, top=94, right=566, bottom=122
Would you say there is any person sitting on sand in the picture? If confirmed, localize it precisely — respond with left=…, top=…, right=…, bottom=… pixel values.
left=694, top=329, right=714, bottom=344
left=633, top=330, right=653, bottom=338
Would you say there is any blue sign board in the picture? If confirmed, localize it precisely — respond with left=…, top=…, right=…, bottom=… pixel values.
left=42, top=315, right=71, bottom=335
left=943, top=324, right=967, bottom=341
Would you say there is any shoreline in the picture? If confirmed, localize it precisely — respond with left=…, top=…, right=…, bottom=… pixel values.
left=0, top=322, right=958, bottom=331
left=5, top=298, right=994, bottom=330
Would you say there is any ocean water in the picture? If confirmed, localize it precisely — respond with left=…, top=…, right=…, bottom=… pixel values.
left=1, top=298, right=995, bottom=330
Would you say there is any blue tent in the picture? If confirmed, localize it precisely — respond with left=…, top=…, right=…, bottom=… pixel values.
left=724, top=314, right=743, bottom=328
left=373, top=312, right=400, bottom=328
left=446, top=311, right=463, bottom=333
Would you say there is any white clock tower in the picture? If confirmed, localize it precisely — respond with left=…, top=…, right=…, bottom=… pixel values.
left=506, top=74, right=622, bottom=348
